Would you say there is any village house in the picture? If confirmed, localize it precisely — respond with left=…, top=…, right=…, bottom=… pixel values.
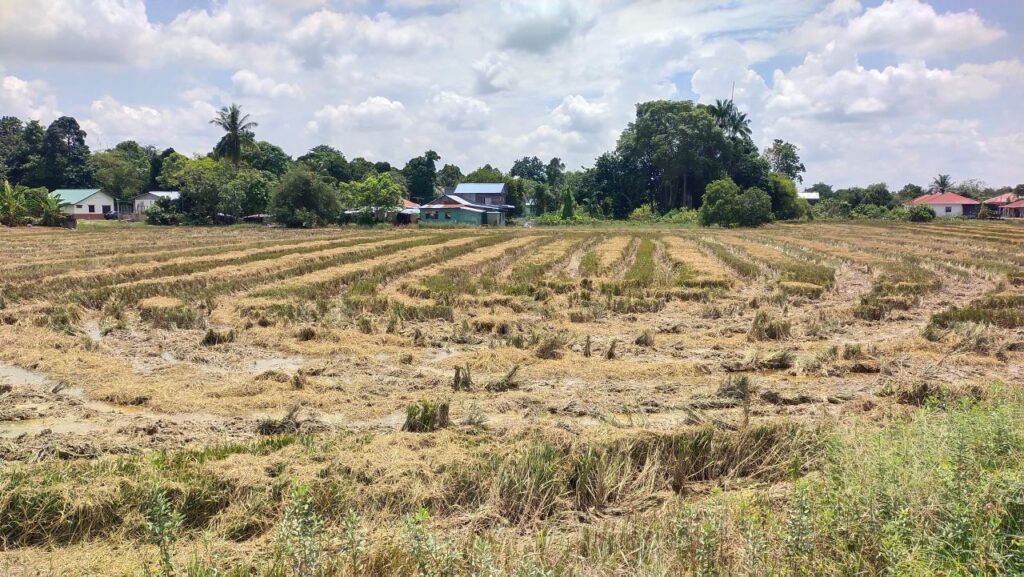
left=982, top=192, right=1021, bottom=217
left=54, top=189, right=116, bottom=220
left=905, top=191, right=980, bottom=218
left=134, top=191, right=180, bottom=214
left=1000, top=198, right=1024, bottom=219
left=421, top=183, right=513, bottom=226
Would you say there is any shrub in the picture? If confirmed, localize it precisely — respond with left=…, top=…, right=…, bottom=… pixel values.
left=851, top=204, right=886, bottom=219
left=270, top=167, right=340, bottom=227
left=908, top=204, right=936, bottom=222
left=812, top=197, right=852, bottom=220
left=699, top=178, right=773, bottom=228
left=629, top=203, right=656, bottom=222
left=767, top=173, right=807, bottom=220
left=145, top=197, right=184, bottom=225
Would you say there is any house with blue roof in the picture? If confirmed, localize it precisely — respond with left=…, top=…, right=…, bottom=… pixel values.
left=420, top=183, right=513, bottom=226
left=53, top=189, right=116, bottom=220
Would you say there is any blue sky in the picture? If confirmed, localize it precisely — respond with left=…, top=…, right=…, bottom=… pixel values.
left=1, top=0, right=1021, bottom=188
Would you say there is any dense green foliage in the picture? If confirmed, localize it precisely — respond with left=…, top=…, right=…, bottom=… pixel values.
left=3, top=97, right=1018, bottom=229
left=699, top=178, right=773, bottom=227
left=270, top=167, right=340, bottom=227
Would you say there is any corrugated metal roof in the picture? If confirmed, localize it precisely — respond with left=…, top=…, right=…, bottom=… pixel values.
left=454, top=183, right=506, bottom=194
left=53, top=189, right=104, bottom=205
left=798, top=191, right=820, bottom=200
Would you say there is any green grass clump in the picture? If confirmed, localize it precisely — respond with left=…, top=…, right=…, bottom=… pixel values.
left=402, top=400, right=450, bottom=432
left=623, top=238, right=657, bottom=287
left=699, top=240, right=760, bottom=278
left=139, top=303, right=205, bottom=330
left=579, top=250, right=601, bottom=277
left=36, top=304, right=84, bottom=334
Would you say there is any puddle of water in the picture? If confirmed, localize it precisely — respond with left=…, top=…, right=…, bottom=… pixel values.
left=0, top=365, right=53, bottom=387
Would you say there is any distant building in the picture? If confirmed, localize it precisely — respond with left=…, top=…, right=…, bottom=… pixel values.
left=134, top=191, right=180, bottom=214
left=983, top=192, right=1021, bottom=217
left=905, top=192, right=980, bottom=218
left=54, top=189, right=116, bottom=220
left=420, top=183, right=513, bottom=226
left=451, top=183, right=509, bottom=206
left=421, top=194, right=509, bottom=226
left=1001, top=199, right=1024, bottom=219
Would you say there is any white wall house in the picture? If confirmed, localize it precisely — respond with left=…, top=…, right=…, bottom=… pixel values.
left=905, top=192, right=980, bottom=218
left=54, top=189, right=116, bottom=220
left=134, top=191, right=180, bottom=214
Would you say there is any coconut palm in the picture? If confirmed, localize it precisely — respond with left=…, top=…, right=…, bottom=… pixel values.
left=708, top=98, right=751, bottom=140
left=930, top=174, right=953, bottom=193
left=210, top=104, right=258, bottom=168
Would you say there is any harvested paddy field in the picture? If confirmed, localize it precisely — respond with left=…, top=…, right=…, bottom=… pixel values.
left=2, top=222, right=1023, bottom=575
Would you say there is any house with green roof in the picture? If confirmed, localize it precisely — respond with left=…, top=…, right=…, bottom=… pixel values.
left=53, top=189, right=116, bottom=220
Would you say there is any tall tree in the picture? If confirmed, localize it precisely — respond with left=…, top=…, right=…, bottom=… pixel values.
left=436, top=164, right=463, bottom=188
left=298, top=145, right=350, bottom=184
left=338, top=172, right=403, bottom=210
left=38, top=116, right=93, bottom=189
left=545, top=157, right=565, bottom=189
left=348, top=157, right=376, bottom=182
left=930, top=174, right=953, bottom=193
left=617, top=100, right=726, bottom=209
left=510, top=156, right=546, bottom=182
left=91, top=143, right=151, bottom=200
left=242, top=141, right=291, bottom=177
left=464, top=164, right=503, bottom=183
left=403, top=150, right=441, bottom=204
left=762, top=139, right=805, bottom=184
left=210, top=104, right=257, bottom=168
left=270, top=167, right=339, bottom=227
left=0, top=117, right=25, bottom=183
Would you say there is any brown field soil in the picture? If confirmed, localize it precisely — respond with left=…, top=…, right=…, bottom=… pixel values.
left=1, top=221, right=1022, bottom=575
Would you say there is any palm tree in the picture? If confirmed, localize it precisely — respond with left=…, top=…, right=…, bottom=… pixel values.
left=708, top=98, right=751, bottom=140
left=709, top=99, right=735, bottom=131
left=727, top=110, right=752, bottom=140
left=210, top=104, right=258, bottom=168
left=930, top=174, right=953, bottom=193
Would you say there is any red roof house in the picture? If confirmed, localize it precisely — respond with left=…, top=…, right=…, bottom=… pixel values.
left=984, top=192, right=1021, bottom=206
left=1001, top=199, right=1024, bottom=219
left=906, top=192, right=980, bottom=217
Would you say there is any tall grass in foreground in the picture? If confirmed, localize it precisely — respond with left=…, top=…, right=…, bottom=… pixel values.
left=3, top=396, right=1022, bottom=575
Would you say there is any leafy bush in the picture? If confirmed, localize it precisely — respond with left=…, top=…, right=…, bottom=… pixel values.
left=629, top=203, right=656, bottom=221
left=812, top=197, right=852, bottom=220
left=145, top=197, right=184, bottom=225
left=699, top=178, right=773, bottom=228
left=270, top=167, right=340, bottom=227
left=851, top=203, right=885, bottom=219
left=908, top=204, right=936, bottom=222
left=767, top=172, right=807, bottom=220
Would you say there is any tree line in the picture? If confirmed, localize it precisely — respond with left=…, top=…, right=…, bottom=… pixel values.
left=2, top=101, right=1019, bottom=228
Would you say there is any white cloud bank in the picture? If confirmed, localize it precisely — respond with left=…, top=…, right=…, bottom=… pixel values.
left=0, top=0, right=1020, bottom=187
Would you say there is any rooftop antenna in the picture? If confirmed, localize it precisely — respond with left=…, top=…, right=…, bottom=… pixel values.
left=731, top=82, right=735, bottom=102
